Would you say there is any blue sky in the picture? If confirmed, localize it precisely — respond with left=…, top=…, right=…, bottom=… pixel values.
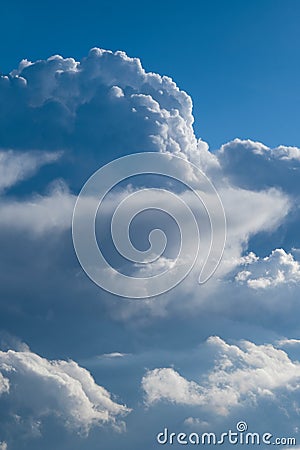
left=0, top=2, right=300, bottom=450
left=1, top=0, right=300, bottom=149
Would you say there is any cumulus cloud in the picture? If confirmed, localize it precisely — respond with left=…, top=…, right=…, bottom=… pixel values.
left=142, top=336, right=300, bottom=416
left=0, top=50, right=293, bottom=243
left=217, top=138, right=300, bottom=193
left=142, top=367, right=204, bottom=407
left=0, top=48, right=200, bottom=177
left=235, top=248, right=300, bottom=289
left=0, top=49, right=296, bottom=334
left=0, top=347, right=131, bottom=436
left=0, top=45, right=299, bottom=450
left=0, top=47, right=297, bottom=336
left=277, top=338, right=300, bottom=347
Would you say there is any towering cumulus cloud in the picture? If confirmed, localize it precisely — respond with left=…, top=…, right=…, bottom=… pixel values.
left=0, top=48, right=299, bottom=449
left=1, top=49, right=199, bottom=173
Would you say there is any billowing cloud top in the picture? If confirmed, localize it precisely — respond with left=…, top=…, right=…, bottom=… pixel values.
left=1, top=49, right=199, bottom=171
left=0, top=48, right=299, bottom=449
left=142, top=336, right=300, bottom=416
left=0, top=347, right=130, bottom=438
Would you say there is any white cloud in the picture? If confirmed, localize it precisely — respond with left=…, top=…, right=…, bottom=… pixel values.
left=0, top=181, right=75, bottom=233
left=142, top=367, right=204, bottom=407
left=142, top=336, right=300, bottom=416
left=235, top=248, right=300, bottom=289
left=277, top=338, right=300, bottom=347
left=0, top=46, right=299, bottom=449
left=273, top=145, right=300, bottom=161
left=99, top=353, right=129, bottom=359
left=219, top=138, right=300, bottom=162
left=0, top=48, right=297, bottom=333
left=0, top=373, right=9, bottom=395
left=0, top=150, right=61, bottom=192
left=0, top=348, right=131, bottom=435
left=0, top=48, right=199, bottom=166
left=217, top=138, right=300, bottom=193
left=0, top=50, right=293, bottom=267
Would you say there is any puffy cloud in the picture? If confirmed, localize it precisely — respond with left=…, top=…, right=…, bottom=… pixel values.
left=217, top=138, right=300, bottom=193
left=235, top=248, right=300, bottom=289
left=142, top=336, right=300, bottom=416
left=0, top=45, right=299, bottom=450
left=0, top=48, right=297, bottom=336
left=142, top=367, right=204, bottom=407
left=0, top=48, right=199, bottom=182
left=0, top=50, right=293, bottom=258
left=0, top=347, right=131, bottom=436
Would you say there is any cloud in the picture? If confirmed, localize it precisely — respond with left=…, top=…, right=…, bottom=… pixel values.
left=0, top=46, right=300, bottom=450
left=0, top=373, right=9, bottom=395
left=0, top=150, right=61, bottom=193
left=217, top=138, right=300, bottom=193
left=0, top=50, right=293, bottom=256
left=0, top=347, right=131, bottom=436
left=142, top=367, right=204, bottom=407
left=0, top=48, right=297, bottom=334
left=99, top=353, right=129, bottom=359
left=0, top=181, right=75, bottom=234
left=142, top=336, right=300, bottom=416
left=0, top=48, right=200, bottom=183
left=277, top=338, right=300, bottom=347
left=235, top=248, right=300, bottom=289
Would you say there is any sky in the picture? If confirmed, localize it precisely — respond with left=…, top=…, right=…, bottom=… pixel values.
left=0, top=1, right=300, bottom=449
left=1, top=0, right=300, bottom=149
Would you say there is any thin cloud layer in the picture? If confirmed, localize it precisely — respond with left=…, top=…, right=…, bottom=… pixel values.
left=0, top=181, right=75, bottom=234
left=0, top=150, right=61, bottom=193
